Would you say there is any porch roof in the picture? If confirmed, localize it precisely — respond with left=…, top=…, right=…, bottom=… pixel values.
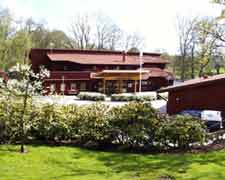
left=92, top=70, right=150, bottom=80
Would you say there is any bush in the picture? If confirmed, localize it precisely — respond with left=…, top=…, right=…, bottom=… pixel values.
left=0, top=98, right=34, bottom=143
left=0, top=97, right=207, bottom=151
left=74, top=103, right=110, bottom=144
left=157, top=115, right=206, bottom=150
left=108, top=102, right=160, bottom=148
left=111, top=93, right=156, bottom=102
left=29, top=104, right=72, bottom=141
left=77, top=92, right=106, bottom=101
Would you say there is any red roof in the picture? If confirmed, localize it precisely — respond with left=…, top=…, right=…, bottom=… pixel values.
left=43, top=49, right=168, bottom=65
left=158, top=74, right=225, bottom=92
left=47, top=53, right=140, bottom=65
left=138, top=68, right=174, bottom=79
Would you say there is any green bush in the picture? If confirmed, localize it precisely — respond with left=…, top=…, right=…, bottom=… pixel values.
left=0, top=97, right=207, bottom=151
left=111, top=93, right=156, bottom=102
left=30, top=104, right=73, bottom=141
left=74, top=103, right=110, bottom=144
left=157, top=115, right=206, bottom=150
left=108, top=102, right=160, bottom=148
left=77, top=92, right=106, bottom=101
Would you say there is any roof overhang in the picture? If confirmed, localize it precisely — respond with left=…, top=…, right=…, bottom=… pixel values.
left=92, top=70, right=150, bottom=80
left=158, top=74, right=225, bottom=93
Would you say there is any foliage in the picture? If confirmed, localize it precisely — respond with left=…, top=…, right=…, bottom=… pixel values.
left=77, top=92, right=106, bottom=101
left=111, top=93, right=156, bottom=102
left=108, top=102, right=160, bottom=148
left=0, top=63, right=49, bottom=153
left=0, top=99, right=206, bottom=151
left=74, top=103, right=110, bottom=144
left=30, top=104, right=72, bottom=141
left=157, top=115, right=206, bottom=149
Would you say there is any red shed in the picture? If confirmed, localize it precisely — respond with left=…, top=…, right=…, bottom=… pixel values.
left=158, top=74, right=225, bottom=115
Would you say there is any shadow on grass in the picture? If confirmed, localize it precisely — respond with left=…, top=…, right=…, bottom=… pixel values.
left=1, top=144, right=225, bottom=179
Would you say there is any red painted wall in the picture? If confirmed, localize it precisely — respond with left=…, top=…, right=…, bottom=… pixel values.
left=167, top=81, right=225, bottom=115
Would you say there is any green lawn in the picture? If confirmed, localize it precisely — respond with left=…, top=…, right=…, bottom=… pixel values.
left=0, top=145, right=225, bottom=180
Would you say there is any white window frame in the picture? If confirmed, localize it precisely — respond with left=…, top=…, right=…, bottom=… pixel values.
left=70, top=83, right=77, bottom=90
left=60, top=83, right=66, bottom=92
left=50, top=83, right=56, bottom=92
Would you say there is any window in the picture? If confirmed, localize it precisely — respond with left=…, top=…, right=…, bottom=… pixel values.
left=63, top=66, right=68, bottom=71
left=50, top=83, right=56, bottom=92
left=60, top=83, right=66, bottom=92
left=80, top=82, right=86, bottom=91
left=70, top=83, right=77, bottom=90
left=128, top=83, right=133, bottom=88
left=142, top=81, right=148, bottom=85
left=116, top=66, right=120, bottom=70
left=93, top=66, right=97, bottom=71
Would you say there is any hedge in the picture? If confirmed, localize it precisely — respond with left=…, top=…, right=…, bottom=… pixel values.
left=77, top=92, right=106, bottom=101
left=111, top=92, right=156, bottom=102
left=0, top=99, right=206, bottom=151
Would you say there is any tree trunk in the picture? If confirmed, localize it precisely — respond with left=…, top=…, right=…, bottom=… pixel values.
left=191, top=44, right=195, bottom=79
left=20, top=82, right=29, bottom=153
left=181, top=56, right=186, bottom=81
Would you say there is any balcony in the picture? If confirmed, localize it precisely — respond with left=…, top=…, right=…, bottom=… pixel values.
left=47, top=71, right=92, bottom=80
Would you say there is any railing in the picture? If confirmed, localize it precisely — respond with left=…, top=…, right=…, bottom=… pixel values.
left=48, top=71, right=92, bottom=80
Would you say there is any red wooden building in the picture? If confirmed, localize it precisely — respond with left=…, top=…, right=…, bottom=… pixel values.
left=158, top=74, right=225, bottom=115
left=29, top=48, right=174, bottom=95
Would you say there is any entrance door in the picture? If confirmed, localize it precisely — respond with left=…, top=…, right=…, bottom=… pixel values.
left=106, top=81, right=117, bottom=95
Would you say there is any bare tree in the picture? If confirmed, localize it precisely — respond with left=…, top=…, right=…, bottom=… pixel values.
left=71, top=14, right=94, bottom=49
left=122, top=32, right=145, bottom=52
left=95, top=14, right=122, bottom=50
left=176, top=16, right=198, bottom=81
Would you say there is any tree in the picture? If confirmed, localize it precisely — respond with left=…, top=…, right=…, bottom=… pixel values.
left=176, top=16, right=198, bottom=81
left=0, top=63, right=49, bottom=153
left=0, top=8, right=33, bottom=70
left=0, top=8, right=13, bottom=70
left=195, top=18, right=218, bottom=77
left=70, top=14, right=94, bottom=49
left=123, top=32, right=145, bottom=52
left=95, top=14, right=122, bottom=50
left=70, top=13, right=145, bottom=51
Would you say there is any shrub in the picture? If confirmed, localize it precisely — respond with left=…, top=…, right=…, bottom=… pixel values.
left=111, top=93, right=156, bottom=102
left=74, top=103, right=110, bottom=144
left=108, top=102, right=160, bottom=148
left=0, top=98, right=35, bottom=143
left=30, top=104, right=72, bottom=141
left=77, top=92, right=106, bottom=101
left=157, top=115, right=206, bottom=150
left=0, top=97, right=207, bottom=151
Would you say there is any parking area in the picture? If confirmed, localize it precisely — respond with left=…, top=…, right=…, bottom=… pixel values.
left=33, top=96, right=167, bottom=112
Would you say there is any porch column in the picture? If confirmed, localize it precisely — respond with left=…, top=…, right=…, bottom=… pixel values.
left=134, top=80, right=137, bottom=94
left=119, top=80, right=123, bottom=93
left=103, top=79, right=106, bottom=94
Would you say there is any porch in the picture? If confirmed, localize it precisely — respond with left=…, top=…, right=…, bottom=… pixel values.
left=93, top=70, right=150, bottom=94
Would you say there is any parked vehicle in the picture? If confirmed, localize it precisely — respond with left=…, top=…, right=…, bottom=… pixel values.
left=179, top=109, right=223, bottom=132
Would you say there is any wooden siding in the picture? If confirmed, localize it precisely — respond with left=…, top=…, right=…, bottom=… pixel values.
left=167, top=81, right=225, bottom=115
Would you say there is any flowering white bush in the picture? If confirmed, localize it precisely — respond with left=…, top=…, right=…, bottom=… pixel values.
left=2, top=64, right=49, bottom=97
left=0, top=63, right=49, bottom=153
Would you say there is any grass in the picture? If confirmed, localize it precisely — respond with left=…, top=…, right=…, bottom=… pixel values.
left=0, top=145, right=225, bottom=180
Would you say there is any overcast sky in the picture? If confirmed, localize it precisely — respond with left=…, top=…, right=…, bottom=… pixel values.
left=0, top=0, right=223, bottom=54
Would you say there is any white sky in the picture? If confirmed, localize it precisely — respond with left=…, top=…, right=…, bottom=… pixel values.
left=0, top=0, right=223, bottom=54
